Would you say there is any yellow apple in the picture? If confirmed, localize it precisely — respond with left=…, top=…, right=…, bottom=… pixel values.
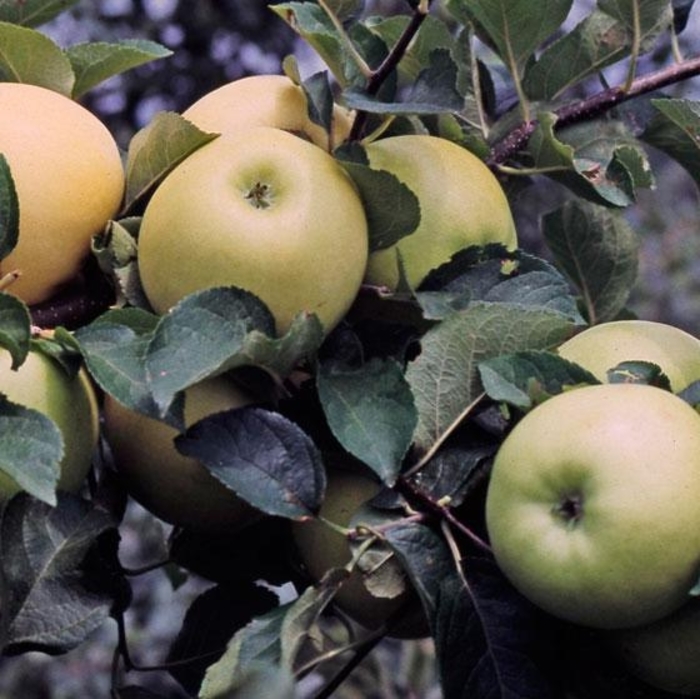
left=557, top=319, right=700, bottom=392
left=486, top=383, right=700, bottom=629
left=137, top=126, right=368, bottom=336
left=363, top=134, right=518, bottom=290
left=0, top=83, right=124, bottom=305
left=182, top=74, right=353, bottom=151
left=103, top=374, right=259, bottom=533
left=0, top=346, right=99, bottom=497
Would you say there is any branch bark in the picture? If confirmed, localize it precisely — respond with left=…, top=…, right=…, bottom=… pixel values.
left=487, top=55, right=700, bottom=167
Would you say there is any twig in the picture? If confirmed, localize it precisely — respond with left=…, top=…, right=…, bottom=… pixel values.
left=487, top=54, right=700, bottom=167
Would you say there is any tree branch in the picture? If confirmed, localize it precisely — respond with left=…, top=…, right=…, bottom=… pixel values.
left=487, top=54, right=700, bottom=168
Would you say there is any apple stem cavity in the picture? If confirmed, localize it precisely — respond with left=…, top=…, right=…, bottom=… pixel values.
left=245, top=181, right=272, bottom=210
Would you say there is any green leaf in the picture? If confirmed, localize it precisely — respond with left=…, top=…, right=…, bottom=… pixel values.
left=300, top=70, right=335, bottom=137
left=0, top=493, right=116, bottom=654
left=176, top=407, right=326, bottom=520
left=343, top=48, right=465, bottom=115
left=317, top=358, right=417, bottom=484
left=0, top=395, right=63, bottom=505
left=446, top=0, right=573, bottom=74
left=124, top=111, right=219, bottom=211
left=0, top=0, right=79, bottom=27
left=642, top=98, right=700, bottom=188
left=478, top=350, right=600, bottom=410
left=0, top=21, right=75, bottom=94
left=0, top=293, right=31, bottom=369
left=143, top=287, right=323, bottom=418
left=523, top=2, right=673, bottom=100
left=65, top=39, right=172, bottom=99
left=527, top=112, right=576, bottom=170
left=607, top=359, right=672, bottom=388
left=406, top=302, right=576, bottom=454
left=337, top=155, right=421, bottom=252
left=0, top=154, right=18, bottom=263
left=542, top=200, right=640, bottom=324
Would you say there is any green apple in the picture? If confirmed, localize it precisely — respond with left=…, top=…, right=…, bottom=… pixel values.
left=0, top=346, right=99, bottom=497
left=606, top=597, right=700, bottom=695
left=292, top=466, right=427, bottom=638
left=182, top=74, right=353, bottom=152
left=557, top=319, right=700, bottom=392
left=138, top=126, right=368, bottom=336
left=485, top=383, right=700, bottom=629
left=103, top=374, right=259, bottom=533
left=363, top=134, right=518, bottom=290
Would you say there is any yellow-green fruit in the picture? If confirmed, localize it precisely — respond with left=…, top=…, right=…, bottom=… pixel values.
left=0, top=83, right=124, bottom=304
left=363, top=135, right=517, bottom=290
left=292, top=468, right=426, bottom=638
left=138, top=127, right=368, bottom=336
left=182, top=74, right=353, bottom=151
left=485, top=383, right=700, bottom=630
left=557, top=319, right=700, bottom=392
left=103, top=375, right=259, bottom=533
left=606, top=598, right=700, bottom=695
left=0, top=347, right=99, bottom=497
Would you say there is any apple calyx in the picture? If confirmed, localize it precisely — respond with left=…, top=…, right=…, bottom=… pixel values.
left=245, top=181, right=272, bottom=210
left=553, top=492, right=584, bottom=528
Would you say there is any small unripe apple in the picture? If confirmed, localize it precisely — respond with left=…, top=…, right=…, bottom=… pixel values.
left=292, top=466, right=427, bottom=638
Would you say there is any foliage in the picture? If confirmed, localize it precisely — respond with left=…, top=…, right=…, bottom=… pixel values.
left=1, top=0, right=700, bottom=698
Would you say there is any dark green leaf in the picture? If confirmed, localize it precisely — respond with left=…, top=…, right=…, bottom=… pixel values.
left=478, top=350, right=600, bottom=410
left=124, top=111, right=219, bottom=210
left=642, top=98, right=700, bottom=188
left=0, top=21, right=74, bottom=95
left=0, top=154, right=18, bottom=262
left=607, top=360, right=672, bottom=389
left=0, top=493, right=115, bottom=654
left=166, top=583, right=278, bottom=696
left=0, top=0, right=79, bottom=26
left=0, top=293, right=31, bottom=369
left=446, top=0, right=573, bottom=74
left=66, top=39, right=172, bottom=99
left=344, top=48, right=464, bottom=115
left=176, top=407, right=325, bottom=519
left=338, top=156, right=420, bottom=252
left=673, top=0, right=696, bottom=32
left=317, top=357, right=417, bottom=484
left=542, top=200, right=640, bottom=324
left=406, top=302, right=576, bottom=454
left=300, top=70, right=334, bottom=136
left=0, top=395, right=63, bottom=505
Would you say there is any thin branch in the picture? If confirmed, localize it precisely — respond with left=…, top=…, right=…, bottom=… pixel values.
left=349, top=4, right=430, bottom=141
left=487, top=54, right=700, bottom=168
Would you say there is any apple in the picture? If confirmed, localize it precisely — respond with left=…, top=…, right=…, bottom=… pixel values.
left=0, top=83, right=124, bottom=305
left=362, top=134, right=518, bottom=290
left=103, top=374, right=260, bottom=533
left=137, top=126, right=368, bottom=336
left=606, top=597, right=700, bottom=695
left=557, top=319, right=700, bottom=392
left=292, top=465, right=427, bottom=638
left=0, top=346, right=99, bottom=497
left=182, top=74, right=353, bottom=151
left=485, top=383, right=700, bottom=629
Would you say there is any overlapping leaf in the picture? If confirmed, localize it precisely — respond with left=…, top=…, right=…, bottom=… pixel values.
left=0, top=0, right=79, bottom=27
left=0, top=154, right=18, bottom=263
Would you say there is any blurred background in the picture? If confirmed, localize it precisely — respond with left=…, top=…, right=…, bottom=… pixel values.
left=0, top=1, right=699, bottom=696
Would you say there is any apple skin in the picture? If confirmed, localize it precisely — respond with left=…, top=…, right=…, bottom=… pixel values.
left=0, top=347, right=99, bottom=497
left=557, top=319, right=700, bottom=392
left=292, top=467, right=427, bottom=638
left=363, top=134, right=518, bottom=290
left=485, top=383, right=700, bottom=630
left=606, top=597, right=700, bottom=695
left=0, top=83, right=124, bottom=305
left=182, top=74, right=353, bottom=151
left=137, top=126, right=368, bottom=336
left=103, top=375, right=259, bottom=533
